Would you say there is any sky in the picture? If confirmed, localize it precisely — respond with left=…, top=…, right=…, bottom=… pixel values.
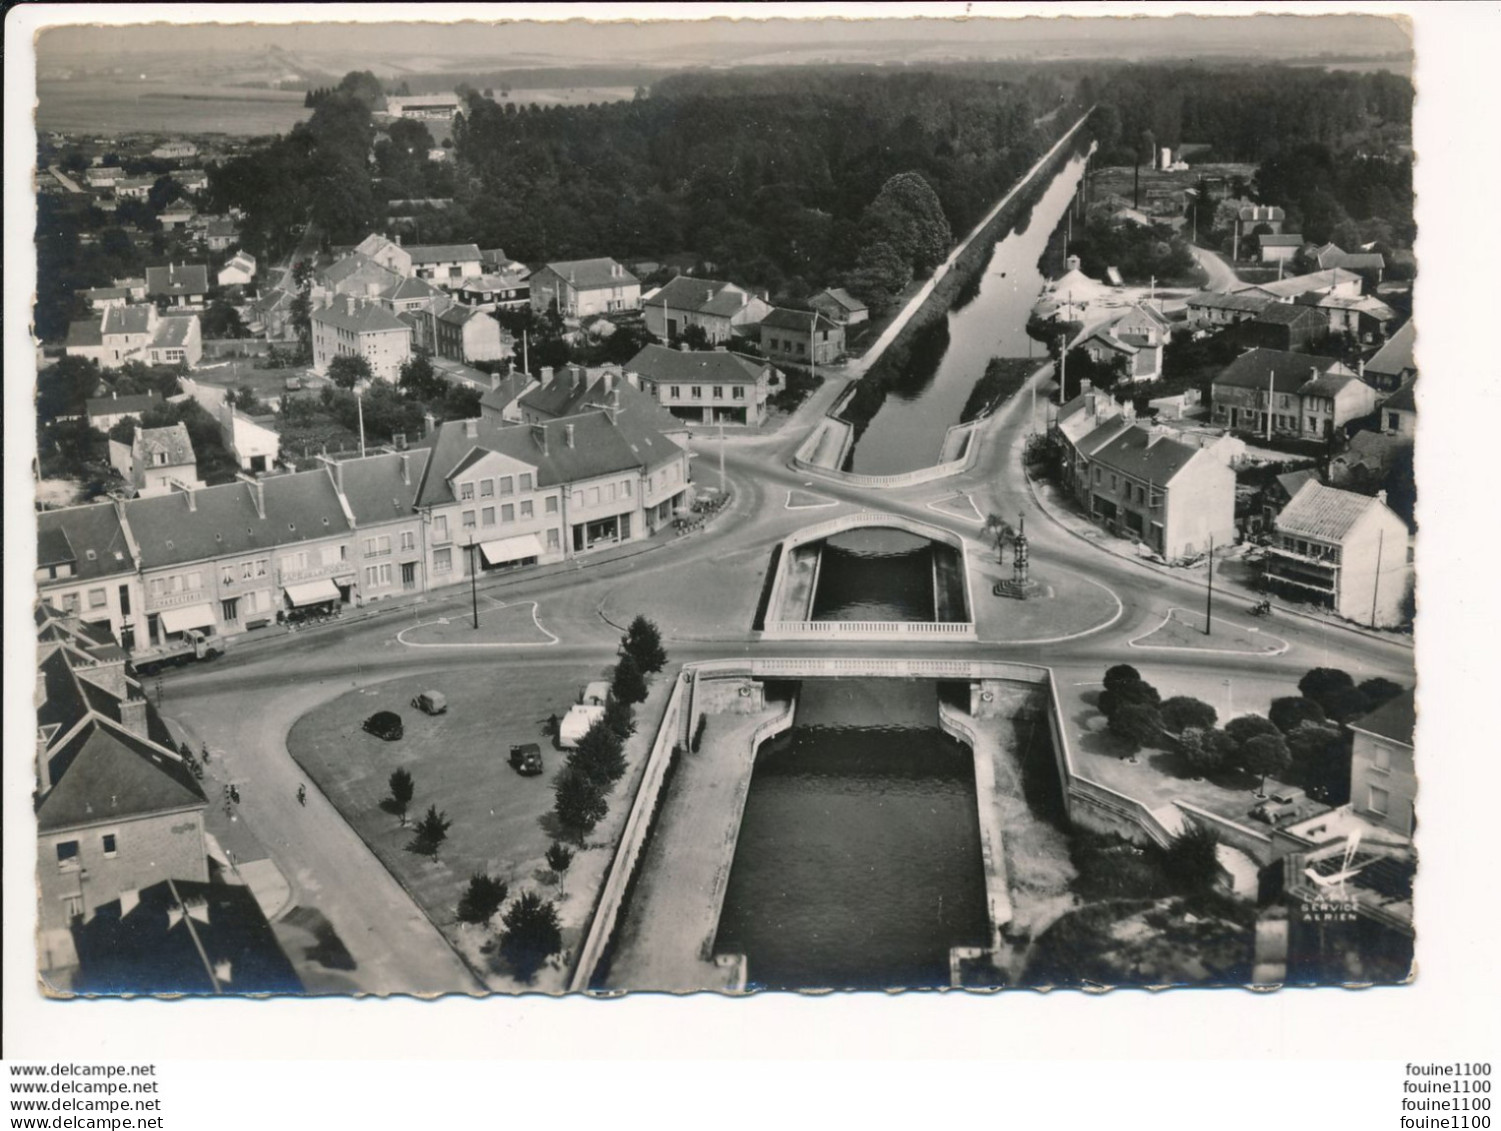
left=37, top=8, right=1413, bottom=69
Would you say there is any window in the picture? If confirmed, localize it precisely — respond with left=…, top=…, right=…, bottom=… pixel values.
left=220, top=598, right=239, bottom=622
left=499, top=476, right=514, bottom=496
left=519, top=473, right=532, bottom=492
left=462, top=510, right=476, bottom=531
left=1388, top=413, right=1399, bottom=430
left=102, top=834, right=117, bottom=858
left=400, top=531, right=416, bottom=552
left=621, top=480, right=632, bottom=498
left=733, top=386, right=745, bottom=400
left=222, top=564, right=236, bottom=584
left=502, top=504, right=515, bottom=523
left=669, top=386, right=681, bottom=399
left=606, top=483, right=617, bottom=503
left=185, top=571, right=203, bottom=591
left=244, top=592, right=258, bottom=614
left=1308, top=416, right=1318, bottom=432
left=61, top=593, right=81, bottom=614
left=241, top=560, right=255, bottom=581
left=520, top=500, right=534, bottom=519
left=433, top=516, right=449, bottom=542
left=364, top=563, right=392, bottom=587
left=481, top=506, right=494, bottom=527
left=480, top=478, right=495, bottom=497
left=434, top=548, right=453, bottom=573
left=1368, top=785, right=1390, bottom=816
left=713, top=386, right=724, bottom=400
left=364, top=536, right=392, bottom=558
left=1374, top=745, right=1392, bottom=773
left=88, top=588, right=107, bottom=608
left=546, top=528, right=560, bottom=549
left=460, top=482, right=475, bottom=501
left=1094, top=468, right=1102, bottom=484
left=255, top=559, right=268, bottom=577
left=572, top=490, right=585, bottom=507
left=546, top=496, right=558, bottom=514
left=56, top=841, right=80, bottom=870
left=691, top=386, right=702, bottom=399
left=587, top=487, right=599, bottom=506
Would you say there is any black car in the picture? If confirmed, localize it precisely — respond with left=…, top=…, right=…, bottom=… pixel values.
left=363, top=711, right=404, bottom=741
left=508, top=743, right=543, bottom=776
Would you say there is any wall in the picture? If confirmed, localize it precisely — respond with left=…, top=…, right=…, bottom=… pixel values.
left=1162, top=452, right=1237, bottom=559
left=1350, top=731, right=1415, bottom=836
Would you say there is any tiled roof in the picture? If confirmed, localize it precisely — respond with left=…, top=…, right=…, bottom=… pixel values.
left=813, top=287, right=867, bottom=313
left=1384, top=382, right=1416, bottom=413
left=1258, top=234, right=1305, bottom=248
left=1366, top=321, right=1416, bottom=378
left=1254, top=302, right=1322, bottom=326
left=123, top=468, right=354, bottom=569
left=74, top=879, right=302, bottom=995
left=1090, top=425, right=1205, bottom=486
left=1275, top=468, right=1321, bottom=499
left=650, top=276, right=746, bottom=316
left=136, top=423, right=195, bottom=466
left=86, top=392, right=161, bottom=418
left=36, top=503, right=137, bottom=578
left=81, top=286, right=130, bottom=302
left=625, top=343, right=768, bottom=385
left=103, top=305, right=154, bottom=336
left=151, top=315, right=198, bottom=348
left=1352, top=688, right=1415, bottom=746
left=333, top=449, right=430, bottom=526
left=38, top=717, right=205, bottom=833
left=383, top=276, right=443, bottom=302
left=520, top=369, right=684, bottom=435
left=1238, top=205, right=1285, bottom=223
left=761, top=307, right=821, bottom=332
left=311, top=295, right=409, bottom=334
left=1298, top=371, right=1362, bottom=399
left=539, top=258, right=638, bottom=291
left=1250, top=268, right=1362, bottom=300
left=406, top=243, right=482, bottom=264
left=1276, top=480, right=1383, bottom=542
left=145, top=263, right=209, bottom=296
left=319, top=253, right=402, bottom=291
left=1215, top=348, right=1343, bottom=394
left=1072, top=417, right=1134, bottom=455
left=355, top=234, right=402, bottom=259
left=478, top=372, right=536, bottom=413
left=67, top=319, right=104, bottom=348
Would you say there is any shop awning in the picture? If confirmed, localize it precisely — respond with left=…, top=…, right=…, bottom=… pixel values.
left=479, top=533, right=544, bottom=567
left=158, top=604, right=216, bottom=634
left=283, top=578, right=341, bottom=607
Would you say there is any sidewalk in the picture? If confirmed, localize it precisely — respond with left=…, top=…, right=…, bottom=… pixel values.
left=1025, top=466, right=1413, bottom=651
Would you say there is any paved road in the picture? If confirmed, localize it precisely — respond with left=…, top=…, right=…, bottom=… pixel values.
left=1191, top=244, right=1240, bottom=292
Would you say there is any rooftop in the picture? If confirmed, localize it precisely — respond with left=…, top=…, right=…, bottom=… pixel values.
left=1366, top=321, right=1417, bottom=378
left=1276, top=480, right=1387, bottom=542
left=86, top=391, right=161, bottom=418
left=625, top=343, right=769, bottom=385
left=1352, top=688, right=1416, bottom=747
left=135, top=423, right=196, bottom=467
left=539, top=258, right=638, bottom=291
left=406, top=243, right=482, bottom=264
left=38, top=716, right=206, bottom=833
left=1214, top=348, right=1345, bottom=393
left=145, top=263, right=209, bottom=296
left=1090, top=425, right=1206, bottom=486
left=311, top=295, right=409, bottom=335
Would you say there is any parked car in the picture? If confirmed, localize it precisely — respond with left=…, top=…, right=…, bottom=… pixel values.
left=363, top=711, right=404, bottom=741
left=508, top=743, right=543, bottom=776
left=411, top=691, right=447, bottom=715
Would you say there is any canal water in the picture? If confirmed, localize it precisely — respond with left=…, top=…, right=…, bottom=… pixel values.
left=715, top=680, right=988, bottom=990
left=808, top=528, right=968, bottom=623
left=847, top=147, right=1092, bottom=475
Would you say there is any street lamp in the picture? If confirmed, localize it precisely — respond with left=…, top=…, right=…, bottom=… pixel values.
left=467, top=536, right=479, bottom=630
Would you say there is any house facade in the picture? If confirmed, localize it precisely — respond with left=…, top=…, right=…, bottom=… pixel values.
left=310, top=295, right=412, bottom=382
left=434, top=304, right=508, bottom=365
left=809, top=287, right=869, bottom=326
left=625, top=343, right=779, bottom=425
left=1348, top=690, right=1416, bottom=838
left=406, top=244, right=484, bottom=285
left=36, top=503, right=145, bottom=651
left=1210, top=349, right=1359, bottom=439
left=1363, top=321, right=1416, bottom=393
left=1264, top=480, right=1412, bottom=627
left=529, top=259, right=641, bottom=320
left=216, top=252, right=257, bottom=288
left=759, top=307, right=843, bottom=366
left=642, top=277, right=771, bottom=344
left=109, top=423, right=200, bottom=497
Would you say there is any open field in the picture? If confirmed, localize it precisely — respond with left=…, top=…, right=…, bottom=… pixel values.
left=38, top=80, right=312, bottom=137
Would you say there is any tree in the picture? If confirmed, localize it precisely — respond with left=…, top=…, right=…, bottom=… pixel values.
left=1098, top=677, right=1161, bottom=719
left=499, top=891, right=563, bottom=979
left=620, top=615, right=667, bottom=674
left=1287, top=721, right=1350, bottom=803
left=602, top=693, right=636, bottom=741
left=1241, top=733, right=1292, bottom=796
left=1178, top=727, right=1236, bottom=778
left=545, top=841, right=574, bottom=873
left=1109, top=702, right=1163, bottom=756
left=456, top=874, right=509, bottom=925
left=571, top=718, right=627, bottom=786
left=328, top=355, right=373, bottom=390
left=611, top=653, right=649, bottom=706
left=1163, top=824, right=1222, bottom=894
left=1297, top=668, right=1355, bottom=715
left=407, top=804, right=451, bottom=858
left=1103, top=664, right=1143, bottom=693
left=1159, top=696, right=1218, bottom=734
left=398, top=352, right=444, bottom=399
left=1356, top=677, right=1405, bottom=715
left=202, top=298, right=249, bottom=340
left=553, top=767, right=608, bottom=837
left=383, top=767, right=415, bottom=825
left=1269, top=696, right=1327, bottom=735
left=1224, top=714, right=1281, bottom=751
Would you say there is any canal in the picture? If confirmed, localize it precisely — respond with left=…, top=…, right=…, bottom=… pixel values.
left=846, top=146, right=1092, bottom=475
left=714, top=679, right=988, bottom=990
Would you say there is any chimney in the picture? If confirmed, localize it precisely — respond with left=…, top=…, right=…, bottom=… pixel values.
left=393, top=432, right=407, bottom=451
left=424, top=412, right=436, bottom=436
left=1376, top=490, right=1388, bottom=506
left=1080, top=379, right=1093, bottom=396
left=706, top=288, right=714, bottom=303
left=464, top=418, right=478, bottom=439
left=540, top=365, right=555, bottom=387
left=606, top=388, right=621, bottom=425
left=565, top=423, right=575, bottom=448
left=602, top=372, right=614, bottom=393
left=624, top=370, right=639, bottom=390
left=574, top=366, right=587, bottom=390
left=491, top=372, right=501, bottom=391
left=36, top=728, right=52, bottom=794
left=531, top=424, right=549, bottom=455
left=245, top=475, right=265, bottom=519
left=176, top=481, right=197, bottom=512
left=119, top=696, right=149, bottom=739
left=399, top=452, right=411, bottom=484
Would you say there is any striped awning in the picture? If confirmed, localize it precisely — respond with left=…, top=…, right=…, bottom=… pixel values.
left=283, top=578, right=341, bottom=607
left=158, top=604, right=216, bottom=634
left=479, top=533, right=543, bottom=566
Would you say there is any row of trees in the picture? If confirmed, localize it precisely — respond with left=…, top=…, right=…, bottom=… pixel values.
left=550, top=616, right=668, bottom=839
left=1098, top=663, right=1405, bottom=803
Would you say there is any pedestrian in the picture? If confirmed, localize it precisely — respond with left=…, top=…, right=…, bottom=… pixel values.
left=201, top=742, right=211, bottom=764
left=297, top=784, right=306, bottom=807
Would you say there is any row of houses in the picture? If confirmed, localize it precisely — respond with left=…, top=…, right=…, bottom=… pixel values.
left=33, top=605, right=301, bottom=990
left=36, top=381, right=694, bottom=661
left=1184, top=268, right=1397, bottom=345
left=65, top=301, right=205, bottom=369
